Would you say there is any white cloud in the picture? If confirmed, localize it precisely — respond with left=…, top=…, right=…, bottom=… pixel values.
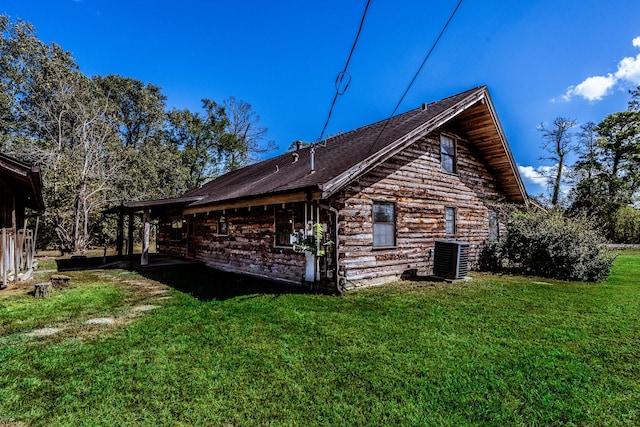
left=518, top=165, right=548, bottom=187
left=563, top=74, right=616, bottom=101
left=519, top=164, right=574, bottom=202
left=614, top=53, right=640, bottom=85
left=561, top=36, right=640, bottom=102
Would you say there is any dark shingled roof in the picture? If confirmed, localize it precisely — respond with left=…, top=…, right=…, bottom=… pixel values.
left=114, top=86, right=527, bottom=213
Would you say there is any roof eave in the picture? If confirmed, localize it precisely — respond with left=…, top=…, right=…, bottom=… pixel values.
left=481, top=91, right=529, bottom=205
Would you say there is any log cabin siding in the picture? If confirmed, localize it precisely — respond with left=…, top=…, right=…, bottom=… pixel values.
left=158, top=206, right=309, bottom=284
left=333, top=132, right=503, bottom=288
left=117, top=87, right=526, bottom=293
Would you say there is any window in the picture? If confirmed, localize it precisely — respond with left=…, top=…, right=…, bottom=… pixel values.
left=488, top=210, right=498, bottom=241
left=440, top=134, right=456, bottom=173
left=445, top=207, right=456, bottom=236
left=171, top=217, right=183, bottom=240
left=275, top=207, right=294, bottom=246
left=218, top=213, right=228, bottom=235
left=373, top=201, right=395, bottom=247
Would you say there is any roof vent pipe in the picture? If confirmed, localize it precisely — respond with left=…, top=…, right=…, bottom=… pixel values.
left=422, top=103, right=427, bottom=111
left=292, top=152, right=299, bottom=163
left=310, top=147, right=315, bottom=174
left=296, top=140, right=303, bottom=151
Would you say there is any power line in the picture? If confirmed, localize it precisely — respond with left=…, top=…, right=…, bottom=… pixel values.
left=317, top=0, right=372, bottom=144
left=366, top=0, right=464, bottom=154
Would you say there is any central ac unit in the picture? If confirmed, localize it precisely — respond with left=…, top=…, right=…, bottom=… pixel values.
left=433, top=240, right=469, bottom=279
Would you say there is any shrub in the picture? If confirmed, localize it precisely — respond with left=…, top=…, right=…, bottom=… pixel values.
left=612, top=205, right=640, bottom=243
left=483, top=210, right=615, bottom=282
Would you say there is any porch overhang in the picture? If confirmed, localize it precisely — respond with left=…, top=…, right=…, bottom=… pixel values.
left=0, top=154, right=45, bottom=212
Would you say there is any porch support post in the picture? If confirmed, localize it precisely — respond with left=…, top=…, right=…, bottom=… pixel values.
left=127, top=213, right=134, bottom=260
left=116, top=209, right=124, bottom=257
left=12, top=196, right=17, bottom=280
left=141, top=208, right=150, bottom=266
left=1, top=228, right=6, bottom=289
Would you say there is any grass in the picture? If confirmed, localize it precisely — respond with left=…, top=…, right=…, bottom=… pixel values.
left=1, top=251, right=639, bottom=426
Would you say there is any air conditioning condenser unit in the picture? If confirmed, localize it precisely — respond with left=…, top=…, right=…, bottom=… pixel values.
left=433, top=240, right=469, bottom=280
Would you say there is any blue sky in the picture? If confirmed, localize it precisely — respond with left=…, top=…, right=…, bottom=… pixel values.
left=3, top=0, right=640, bottom=196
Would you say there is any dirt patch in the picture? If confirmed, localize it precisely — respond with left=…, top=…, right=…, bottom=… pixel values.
left=86, top=317, right=117, bottom=325
left=0, top=280, right=39, bottom=298
left=131, top=305, right=161, bottom=313
left=25, top=327, right=63, bottom=337
left=19, top=269, right=173, bottom=341
left=0, top=419, right=28, bottom=427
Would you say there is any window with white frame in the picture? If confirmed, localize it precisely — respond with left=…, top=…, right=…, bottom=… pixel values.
left=445, top=207, right=456, bottom=236
left=373, top=201, right=396, bottom=247
left=440, top=134, right=456, bottom=173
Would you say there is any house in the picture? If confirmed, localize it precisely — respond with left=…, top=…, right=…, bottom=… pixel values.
left=0, top=153, right=45, bottom=287
left=111, top=86, right=527, bottom=292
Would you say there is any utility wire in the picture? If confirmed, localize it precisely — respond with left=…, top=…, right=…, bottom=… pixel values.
left=366, top=0, right=464, bottom=154
left=317, top=0, right=371, bottom=144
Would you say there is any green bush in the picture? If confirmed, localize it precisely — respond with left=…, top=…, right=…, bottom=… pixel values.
left=483, top=210, right=614, bottom=282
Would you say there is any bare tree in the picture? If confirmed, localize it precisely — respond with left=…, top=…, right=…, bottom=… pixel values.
left=539, top=117, right=577, bottom=207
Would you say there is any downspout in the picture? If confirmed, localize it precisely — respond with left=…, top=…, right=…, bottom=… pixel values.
left=312, top=201, right=342, bottom=295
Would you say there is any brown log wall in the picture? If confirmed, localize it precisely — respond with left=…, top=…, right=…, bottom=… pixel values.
left=156, top=129, right=514, bottom=290
left=158, top=207, right=308, bottom=284
left=333, top=132, right=504, bottom=289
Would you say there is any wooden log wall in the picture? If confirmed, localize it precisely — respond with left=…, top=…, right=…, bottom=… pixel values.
left=158, top=204, right=327, bottom=285
left=332, top=131, right=505, bottom=289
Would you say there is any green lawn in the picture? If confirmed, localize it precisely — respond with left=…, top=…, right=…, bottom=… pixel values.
left=1, top=251, right=639, bottom=426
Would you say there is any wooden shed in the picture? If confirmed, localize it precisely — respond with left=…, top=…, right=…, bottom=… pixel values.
left=0, top=153, right=45, bottom=287
left=111, top=86, right=527, bottom=292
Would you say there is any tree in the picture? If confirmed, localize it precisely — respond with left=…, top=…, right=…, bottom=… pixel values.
left=92, top=75, right=189, bottom=202
left=218, top=96, right=275, bottom=171
left=538, top=117, right=577, bottom=207
left=595, top=111, right=640, bottom=205
left=93, top=74, right=166, bottom=148
left=573, top=121, right=601, bottom=181
left=1, top=14, right=275, bottom=250
left=0, top=14, right=123, bottom=253
left=165, top=105, right=226, bottom=190
left=567, top=122, right=606, bottom=218
left=629, top=85, right=640, bottom=113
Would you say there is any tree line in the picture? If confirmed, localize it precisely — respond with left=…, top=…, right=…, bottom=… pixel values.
left=0, top=15, right=275, bottom=254
left=538, top=87, right=640, bottom=242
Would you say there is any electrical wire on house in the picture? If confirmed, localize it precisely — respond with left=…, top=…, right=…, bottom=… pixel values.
left=317, top=0, right=372, bottom=145
left=366, top=0, right=464, bottom=155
